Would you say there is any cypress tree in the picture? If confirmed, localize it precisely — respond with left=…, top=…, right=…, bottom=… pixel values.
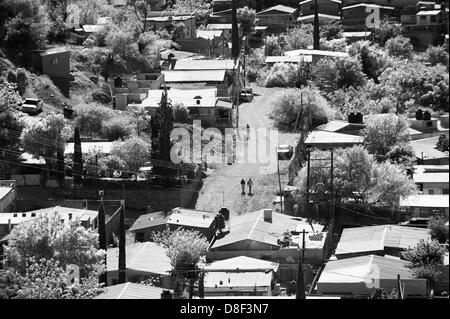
left=73, top=125, right=83, bottom=185
left=98, top=199, right=107, bottom=285
left=55, top=144, right=65, bottom=186
left=198, top=270, right=205, bottom=299
left=313, top=0, right=320, bottom=50
left=231, top=0, right=240, bottom=58
left=118, top=200, right=126, bottom=283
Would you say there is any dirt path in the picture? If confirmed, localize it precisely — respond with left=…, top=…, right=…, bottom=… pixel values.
left=195, top=85, right=300, bottom=216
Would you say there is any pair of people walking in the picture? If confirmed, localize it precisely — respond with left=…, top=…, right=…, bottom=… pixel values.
left=240, top=178, right=253, bottom=195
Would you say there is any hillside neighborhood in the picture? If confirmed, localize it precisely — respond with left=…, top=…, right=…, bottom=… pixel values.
left=0, top=0, right=449, bottom=301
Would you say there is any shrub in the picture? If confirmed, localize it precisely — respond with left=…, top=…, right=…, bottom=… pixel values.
left=83, top=37, right=96, bottom=48
left=73, top=103, right=113, bottom=137
left=385, top=35, right=413, bottom=59
left=101, top=115, right=134, bottom=141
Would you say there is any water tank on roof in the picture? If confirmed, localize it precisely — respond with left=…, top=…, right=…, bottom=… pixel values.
left=219, top=207, right=230, bottom=221
left=415, top=109, right=423, bottom=120
left=423, top=111, right=431, bottom=121
left=348, top=112, right=357, bottom=123
left=355, top=112, right=363, bottom=124
left=114, top=76, right=122, bottom=87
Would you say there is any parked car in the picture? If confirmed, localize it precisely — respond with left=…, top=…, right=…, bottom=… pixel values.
left=21, top=98, right=43, bottom=115
left=240, top=87, right=253, bottom=102
left=277, top=144, right=293, bottom=160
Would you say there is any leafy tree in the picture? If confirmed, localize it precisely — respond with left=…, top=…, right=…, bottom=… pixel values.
left=152, top=227, right=209, bottom=299
left=385, top=35, right=413, bottom=59
left=0, top=258, right=104, bottom=299
left=424, top=45, right=449, bottom=67
left=264, top=62, right=304, bottom=88
left=101, top=115, right=134, bottom=141
left=362, top=114, right=411, bottom=161
left=73, top=125, right=83, bottom=184
left=3, top=213, right=105, bottom=278
left=285, top=25, right=313, bottom=51
left=128, top=106, right=152, bottom=137
left=319, top=38, right=347, bottom=52
left=348, top=41, right=390, bottom=82
left=264, top=35, right=284, bottom=56
left=47, top=0, right=69, bottom=43
left=270, top=88, right=334, bottom=130
left=402, top=239, right=445, bottom=286
left=156, top=89, right=174, bottom=164
left=73, top=103, right=113, bottom=137
left=373, top=17, right=402, bottom=46
left=320, top=21, right=343, bottom=40
left=385, top=143, right=416, bottom=167
left=100, top=155, right=127, bottom=176
left=111, top=136, right=151, bottom=174
left=428, top=215, right=449, bottom=244
left=16, top=69, right=28, bottom=96
left=0, top=110, right=23, bottom=179
left=173, top=0, right=211, bottom=19
left=436, top=134, right=449, bottom=152
left=20, top=113, right=68, bottom=185
left=0, top=82, right=23, bottom=112
left=173, top=103, right=192, bottom=124
left=77, top=0, right=114, bottom=25
left=237, top=6, right=257, bottom=36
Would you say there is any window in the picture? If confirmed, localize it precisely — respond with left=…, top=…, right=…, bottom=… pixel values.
left=22, top=213, right=26, bottom=217
left=426, top=121, right=433, bottom=127
left=443, top=189, right=449, bottom=195
left=136, top=232, right=145, bottom=242
left=430, top=15, right=436, bottom=23
left=50, top=57, right=58, bottom=65
left=428, top=189, right=434, bottom=195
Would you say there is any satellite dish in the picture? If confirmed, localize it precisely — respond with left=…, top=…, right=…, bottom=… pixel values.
left=196, top=99, right=201, bottom=105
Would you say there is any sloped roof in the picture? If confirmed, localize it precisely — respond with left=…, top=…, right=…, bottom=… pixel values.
left=203, top=271, right=273, bottom=289
left=128, top=211, right=171, bottom=232
left=265, top=56, right=312, bottom=63
left=162, top=70, right=226, bottom=82
left=318, top=255, right=414, bottom=284
left=285, top=49, right=349, bottom=58
left=258, top=5, right=297, bottom=15
left=196, top=30, right=223, bottom=40
left=343, top=31, right=372, bottom=38
left=410, top=136, right=449, bottom=160
left=399, top=194, right=449, bottom=208
left=304, top=130, right=364, bottom=147
left=40, top=47, right=71, bottom=56
left=140, top=88, right=218, bottom=108
left=174, top=59, right=236, bottom=70
left=107, top=242, right=172, bottom=275
left=167, top=207, right=218, bottom=228
left=160, top=49, right=198, bottom=60
left=316, top=120, right=354, bottom=132
left=342, top=3, right=395, bottom=10
left=206, top=23, right=240, bottom=30
left=300, top=0, right=341, bottom=4
left=297, top=13, right=340, bottom=22
left=94, top=282, right=171, bottom=299
left=204, top=256, right=280, bottom=272
left=335, top=225, right=431, bottom=256
left=82, top=25, right=105, bottom=33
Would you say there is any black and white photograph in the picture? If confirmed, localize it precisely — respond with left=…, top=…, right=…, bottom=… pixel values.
left=0, top=0, right=448, bottom=311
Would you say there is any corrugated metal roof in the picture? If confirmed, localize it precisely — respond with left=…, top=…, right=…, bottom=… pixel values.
left=139, top=88, right=218, bottom=108
left=400, top=194, right=449, bottom=208
left=94, top=282, right=171, bottom=299
left=318, top=255, right=414, bottom=284
left=410, top=136, right=449, bottom=160
left=162, top=70, right=226, bottom=82
left=204, top=256, right=279, bottom=272
left=304, top=130, right=364, bottom=146
left=258, top=5, right=296, bottom=14
left=335, top=225, right=431, bottom=256
left=174, top=59, right=236, bottom=70
left=128, top=211, right=170, bottom=232
left=107, top=242, right=172, bottom=275
left=203, top=271, right=273, bottom=289
left=0, top=206, right=97, bottom=225
left=316, top=120, right=353, bottom=132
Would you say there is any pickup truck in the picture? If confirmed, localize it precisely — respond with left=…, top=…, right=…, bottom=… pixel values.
left=21, top=98, right=43, bottom=115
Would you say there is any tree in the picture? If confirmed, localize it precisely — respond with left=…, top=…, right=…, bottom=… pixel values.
left=173, top=0, right=211, bottom=20
left=373, top=17, right=402, bottom=47
left=362, top=114, right=411, bottom=161
left=0, top=110, right=23, bottom=179
left=173, top=103, right=192, bottom=124
left=270, top=88, right=334, bottom=130
left=320, top=21, right=343, bottom=40
left=428, top=215, right=449, bottom=244
left=264, top=62, right=304, bottom=88
left=237, top=6, right=257, bottom=36
left=156, top=89, right=174, bottom=164
left=402, top=239, right=445, bottom=287
left=3, top=212, right=105, bottom=278
left=284, top=25, right=313, bottom=51
left=436, top=134, right=449, bottom=152
left=348, top=41, right=390, bottom=83
left=74, top=103, right=113, bottom=138
left=98, top=201, right=107, bottom=285
left=20, top=113, right=68, bottom=186
left=73, top=125, right=83, bottom=185
left=118, top=202, right=126, bottom=284
left=231, top=0, right=240, bottom=58
left=313, top=0, right=319, bottom=50
left=264, top=35, right=284, bottom=56
left=424, top=45, right=449, bottom=67
left=101, top=115, right=134, bottom=141
left=152, top=227, right=209, bottom=299
left=127, top=0, right=164, bottom=32
left=385, top=35, right=413, bottom=59
left=111, top=136, right=151, bottom=174
left=0, top=82, right=22, bottom=113
left=128, top=105, right=152, bottom=137
left=0, top=257, right=104, bottom=299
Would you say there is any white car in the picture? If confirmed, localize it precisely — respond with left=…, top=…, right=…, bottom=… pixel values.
left=21, top=98, right=43, bottom=115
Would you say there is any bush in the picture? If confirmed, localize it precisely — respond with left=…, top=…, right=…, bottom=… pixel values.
left=424, top=45, right=449, bottom=67
left=264, top=63, right=303, bottom=88
left=101, top=115, right=134, bottom=141
left=385, top=35, right=413, bottom=59
left=428, top=215, right=449, bottom=244
left=92, top=89, right=111, bottom=104
left=73, top=103, right=113, bottom=137
left=16, top=68, right=28, bottom=95
left=83, top=37, right=96, bottom=48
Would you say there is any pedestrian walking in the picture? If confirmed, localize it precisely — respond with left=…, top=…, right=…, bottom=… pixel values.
left=240, top=178, right=246, bottom=195
left=247, top=178, right=253, bottom=195
left=246, top=124, right=250, bottom=139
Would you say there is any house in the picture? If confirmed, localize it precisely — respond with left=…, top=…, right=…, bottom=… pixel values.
left=129, top=207, right=222, bottom=242
left=109, top=73, right=165, bottom=110
left=304, top=130, right=364, bottom=149
left=341, top=3, right=396, bottom=31
left=399, top=194, right=449, bottom=216
left=257, top=5, right=298, bottom=32
left=206, top=23, right=242, bottom=39
left=203, top=270, right=276, bottom=297
left=11, top=152, right=46, bottom=187
left=284, top=48, right=349, bottom=63
left=131, top=88, right=232, bottom=126
left=208, top=209, right=329, bottom=268
left=161, top=70, right=232, bottom=97
left=334, top=225, right=431, bottom=259
left=265, top=55, right=313, bottom=65
left=410, top=136, right=449, bottom=165
left=173, top=59, right=237, bottom=71
left=144, top=12, right=196, bottom=39
left=0, top=180, right=16, bottom=213
left=94, top=282, right=173, bottom=299
left=413, top=171, right=449, bottom=195
left=316, top=255, right=427, bottom=297
left=408, top=110, right=450, bottom=138
left=31, top=47, right=71, bottom=97
left=299, top=0, right=342, bottom=17
left=106, top=241, right=173, bottom=288
left=297, top=13, right=341, bottom=24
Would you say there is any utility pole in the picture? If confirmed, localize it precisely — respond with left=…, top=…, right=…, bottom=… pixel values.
left=397, top=275, right=404, bottom=299
left=330, top=148, right=334, bottom=229
left=302, top=229, right=306, bottom=263
left=306, top=149, right=311, bottom=204
left=296, top=241, right=306, bottom=299
left=277, top=147, right=283, bottom=214
left=293, top=92, right=303, bottom=133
